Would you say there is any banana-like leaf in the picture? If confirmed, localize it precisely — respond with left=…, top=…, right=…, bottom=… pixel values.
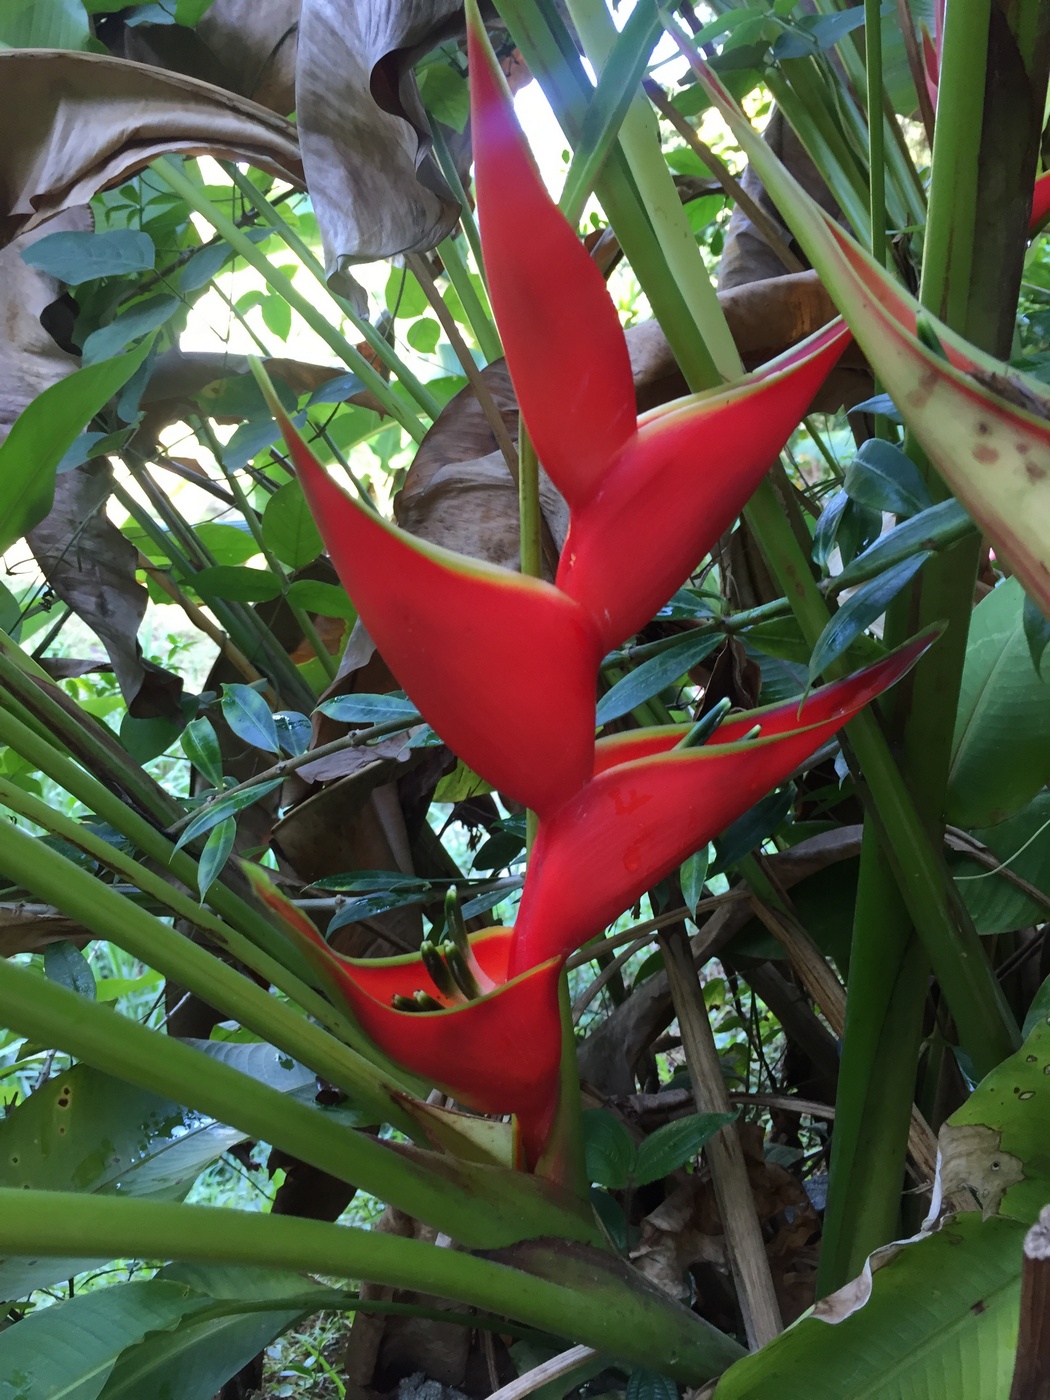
left=682, top=49, right=1050, bottom=617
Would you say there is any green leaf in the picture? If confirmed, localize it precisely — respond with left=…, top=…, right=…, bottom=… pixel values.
left=43, top=941, right=96, bottom=1001
left=174, top=779, right=283, bottom=849
left=261, top=480, right=323, bottom=568
left=21, top=229, right=156, bottom=284
left=625, top=1369, right=679, bottom=1400
left=385, top=268, right=429, bottom=319
left=712, top=785, right=796, bottom=873
left=417, top=60, right=471, bottom=133
left=273, top=711, right=311, bottom=757
left=1023, top=973, right=1050, bottom=1039
left=832, top=499, right=974, bottom=591
left=809, top=553, right=930, bottom=680
left=0, top=336, right=155, bottom=555
left=81, top=295, right=179, bottom=366
left=714, top=1214, right=1023, bottom=1400
left=174, top=0, right=216, bottom=24
left=307, top=870, right=431, bottom=894
left=191, top=522, right=257, bottom=566
left=844, top=439, right=932, bottom=518
left=260, top=292, right=292, bottom=341
left=192, top=565, right=283, bottom=604
left=197, top=818, right=236, bottom=900
left=406, top=317, right=442, bottom=354
left=953, top=793, right=1050, bottom=935
left=221, top=684, right=279, bottom=755
left=948, top=579, right=1050, bottom=828
left=180, top=717, right=224, bottom=788
left=0, top=0, right=91, bottom=48
left=597, top=633, right=722, bottom=726
left=0, top=1279, right=213, bottom=1400
left=179, top=240, right=232, bottom=292
left=433, top=760, right=492, bottom=802
left=316, top=694, right=421, bottom=725
left=119, top=712, right=183, bottom=765
left=327, top=888, right=431, bottom=933
left=581, top=1108, right=635, bottom=1190
left=284, top=578, right=357, bottom=620
left=1023, top=592, right=1050, bottom=673
left=679, top=846, right=710, bottom=918
left=633, top=1112, right=736, bottom=1186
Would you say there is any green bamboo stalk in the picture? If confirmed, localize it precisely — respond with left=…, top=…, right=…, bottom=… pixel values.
left=151, top=157, right=427, bottom=443
left=0, top=957, right=601, bottom=1252
left=437, top=232, right=504, bottom=364
left=0, top=1189, right=744, bottom=1382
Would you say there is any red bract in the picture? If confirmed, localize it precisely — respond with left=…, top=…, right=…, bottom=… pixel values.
left=268, top=402, right=600, bottom=819
left=1033, top=172, right=1050, bottom=233
left=467, top=13, right=850, bottom=652
left=509, top=635, right=933, bottom=975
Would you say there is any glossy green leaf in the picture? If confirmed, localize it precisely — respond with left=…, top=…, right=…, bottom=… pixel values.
left=0, top=1279, right=213, bottom=1400
left=625, top=1369, right=679, bottom=1400
left=273, top=710, right=311, bottom=757
left=192, top=565, right=283, bottom=604
left=285, top=578, right=357, bottom=620
left=316, top=693, right=421, bottom=725
left=953, top=793, right=1050, bottom=934
left=948, top=579, right=1050, bottom=828
left=180, top=717, right=224, bottom=788
left=221, top=684, right=279, bottom=755
left=174, top=779, right=283, bottom=849
left=0, top=336, right=155, bottom=556
left=714, top=1214, right=1023, bottom=1400
left=711, top=784, right=797, bottom=873
left=832, top=499, right=974, bottom=591
left=81, top=296, right=180, bottom=366
left=21, top=229, right=156, bottom=284
left=633, top=1112, right=736, bottom=1186
left=597, top=633, right=722, bottom=726
left=326, top=888, right=431, bottom=934
left=0, top=0, right=91, bottom=48
left=197, top=818, right=236, bottom=900
left=261, top=480, right=324, bottom=568
left=680, top=845, right=711, bottom=918
left=179, top=241, right=232, bottom=292
left=844, top=439, right=933, bottom=518
left=809, top=554, right=930, bottom=680
left=43, top=941, right=96, bottom=1000
left=1023, top=593, right=1050, bottom=673
left=581, top=1108, right=635, bottom=1190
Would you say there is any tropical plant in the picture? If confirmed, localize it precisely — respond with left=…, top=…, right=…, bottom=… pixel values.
left=0, top=0, right=1048, bottom=1397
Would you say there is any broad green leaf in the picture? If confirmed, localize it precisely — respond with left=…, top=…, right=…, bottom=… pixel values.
left=99, top=1264, right=332, bottom=1400
left=179, top=240, right=232, bottom=292
left=407, top=317, right=442, bottom=354
left=285, top=577, right=357, bottom=620
left=221, top=683, right=279, bottom=754
left=633, top=1112, right=736, bottom=1186
left=261, top=479, right=323, bottom=567
left=81, top=295, right=179, bottom=366
left=0, top=336, right=154, bottom=556
left=433, top=760, right=492, bottom=802
left=191, top=521, right=257, bottom=566
left=417, top=60, right=470, bottom=133
left=260, top=292, right=292, bottom=341
left=197, top=818, right=236, bottom=900
left=1023, top=593, right=1050, bottom=673
left=273, top=710, right=311, bottom=757
left=581, top=1108, right=635, bottom=1190
left=625, top=1369, right=678, bottom=1400
left=21, top=229, right=155, bottom=284
left=174, top=779, right=283, bottom=849
left=714, top=1214, right=1023, bottom=1400
left=43, top=941, right=96, bottom=1000
left=0, top=1279, right=212, bottom=1400
left=1022, top=973, right=1050, bottom=1039
left=948, top=579, right=1050, bottom=828
left=326, top=887, right=431, bottom=933
left=953, top=793, right=1050, bottom=934
left=597, top=632, right=722, bottom=726
left=844, top=439, right=933, bottom=518
left=385, top=268, right=429, bottom=319
left=0, top=0, right=91, bottom=48
left=192, top=565, right=283, bottom=604
left=119, top=712, right=182, bottom=765
left=809, top=554, right=930, bottom=680
left=180, top=717, right=224, bottom=788
left=316, top=693, right=421, bottom=725
left=174, top=0, right=217, bottom=23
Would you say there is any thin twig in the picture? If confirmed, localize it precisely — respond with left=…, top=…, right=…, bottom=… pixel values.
left=485, top=1344, right=596, bottom=1400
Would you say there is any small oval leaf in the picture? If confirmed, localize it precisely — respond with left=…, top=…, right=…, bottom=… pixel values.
left=221, top=684, right=280, bottom=754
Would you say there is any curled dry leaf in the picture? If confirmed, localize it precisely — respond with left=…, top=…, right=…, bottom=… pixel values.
left=295, top=0, right=461, bottom=283
left=27, top=461, right=184, bottom=720
left=0, top=50, right=302, bottom=246
left=0, top=907, right=92, bottom=956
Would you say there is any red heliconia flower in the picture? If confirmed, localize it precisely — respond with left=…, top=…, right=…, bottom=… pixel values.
left=509, top=634, right=933, bottom=975
left=247, top=867, right=563, bottom=1167
left=1033, top=172, right=1050, bottom=234
left=467, top=13, right=850, bottom=651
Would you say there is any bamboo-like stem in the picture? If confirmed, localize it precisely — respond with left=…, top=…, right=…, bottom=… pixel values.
left=0, top=1188, right=743, bottom=1382
left=660, top=927, right=783, bottom=1348
left=436, top=232, right=504, bottom=364
left=863, top=0, right=887, bottom=267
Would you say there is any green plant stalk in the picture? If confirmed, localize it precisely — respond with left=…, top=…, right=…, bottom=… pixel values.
left=0, top=957, right=602, bottom=1252
left=0, top=1189, right=744, bottom=1382
left=0, top=772, right=392, bottom=1077
left=0, top=814, right=420, bottom=1122
left=519, top=415, right=543, bottom=856
left=563, top=0, right=738, bottom=382
left=221, top=163, right=446, bottom=418
left=816, top=833, right=929, bottom=1290
left=431, top=121, right=488, bottom=282
left=437, top=232, right=504, bottom=364
left=863, top=0, right=887, bottom=267
left=496, top=0, right=728, bottom=391
left=151, top=157, right=427, bottom=443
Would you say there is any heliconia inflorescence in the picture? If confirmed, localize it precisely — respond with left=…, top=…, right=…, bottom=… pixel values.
left=253, top=12, right=934, bottom=1168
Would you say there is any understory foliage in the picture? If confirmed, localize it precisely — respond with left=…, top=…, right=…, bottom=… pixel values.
left=0, top=0, right=1049, bottom=1397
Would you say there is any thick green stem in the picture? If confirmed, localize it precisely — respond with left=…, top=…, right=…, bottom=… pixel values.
left=863, top=0, right=887, bottom=267
left=0, top=1190, right=744, bottom=1382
